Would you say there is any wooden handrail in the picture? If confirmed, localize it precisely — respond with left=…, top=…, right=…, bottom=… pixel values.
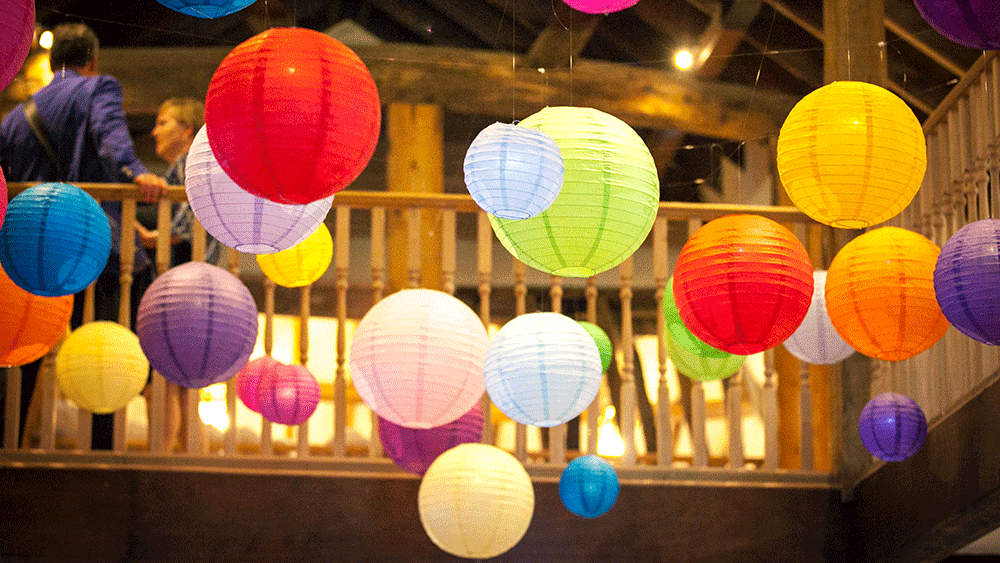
left=924, top=51, right=998, bottom=134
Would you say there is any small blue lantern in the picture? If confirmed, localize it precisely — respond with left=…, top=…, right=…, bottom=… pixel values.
left=559, top=455, right=619, bottom=518
left=859, top=392, right=927, bottom=462
left=0, top=182, right=110, bottom=297
left=155, top=0, right=255, bottom=18
left=463, top=122, right=563, bottom=220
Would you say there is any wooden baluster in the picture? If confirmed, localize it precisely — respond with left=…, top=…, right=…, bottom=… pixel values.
left=297, top=285, right=311, bottom=458
left=441, top=210, right=456, bottom=296
left=113, top=197, right=137, bottom=452
left=799, top=360, right=814, bottom=470
left=334, top=207, right=350, bottom=457
left=727, top=365, right=745, bottom=469
left=686, top=218, right=708, bottom=468
left=477, top=212, right=494, bottom=446
left=991, top=58, right=1000, bottom=220
left=512, top=258, right=528, bottom=462
left=619, top=255, right=637, bottom=466
left=146, top=200, right=172, bottom=454
left=969, top=80, right=989, bottom=385
left=369, top=208, right=386, bottom=458
left=39, top=340, right=59, bottom=451
left=951, top=107, right=975, bottom=399
left=260, top=278, right=276, bottom=456
left=923, top=132, right=943, bottom=419
left=652, top=217, right=673, bottom=466
left=407, top=207, right=421, bottom=288
left=549, top=275, right=566, bottom=465
left=762, top=347, right=779, bottom=470
left=585, top=275, right=600, bottom=456
left=4, top=367, right=21, bottom=449
left=935, top=120, right=953, bottom=413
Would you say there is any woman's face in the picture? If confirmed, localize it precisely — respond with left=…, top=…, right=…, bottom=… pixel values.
left=152, top=108, right=192, bottom=164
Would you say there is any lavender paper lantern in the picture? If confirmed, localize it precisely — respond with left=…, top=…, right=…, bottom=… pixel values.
left=0, top=0, right=33, bottom=92
left=379, top=402, right=484, bottom=476
left=235, top=356, right=280, bottom=413
left=934, top=219, right=1000, bottom=345
left=137, top=262, right=258, bottom=389
left=559, top=455, right=619, bottom=518
left=859, top=392, right=927, bottom=462
left=185, top=126, right=333, bottom=254
left=257, top=363, right=320, bottom=426
left=782, top=271, right=856, bottom=365
left=915, top=0, right=1000, bottom=50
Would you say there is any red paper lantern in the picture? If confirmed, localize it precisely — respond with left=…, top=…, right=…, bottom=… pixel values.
left=205, top=28, right=381, bottom=204
left=673, top=214, right=814, bottom=355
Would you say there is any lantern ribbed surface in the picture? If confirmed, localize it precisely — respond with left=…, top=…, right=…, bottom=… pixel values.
left=0, top=262, right=73, bottom=367
left=257, top=363, right=320, bottom=426
left=776, top=81, right=926, bottom=229
left=350, top=289, right=489, bottom=429
left=155, top=0, right=255, bottom=18
left=463, top=122, right=564, bottom=220
left=915, top=0, right=1000, bottom=50
left=378, top=402, right=483, bottom=476
left=783, top=270, right=856, bottom=365
left=826, top=227, right=948, bottom=361
left=0, top=0, right=33, bottom=92
left=859, top=392, right=927, bottom=462
left=186, top=126, right=333, bottom=254
left=236, top=356, right=280, bottom=413
left=489, top=106, right=659, bottom=277
left=578, top=321, right=613, bottom=373
left=255, top=223, right=333, bottom=287
left=665, top=329, right=745, bottom=382
left=205, top=28, right=381, bottom=204
left=137, top=262, right=258, bottom=388
left=484, top=312, right=603, bottom=427
left=672, top=214, right=814, bottom=355
left=559, top=455, right=619, bottom=518
left=934, top=219, right=1000, bottom=345
left=55, top=322, right=149, bottom=414
left=662, top=276, right=730, bottom=359
left=0, top=182, right=111, bottom=297
left=418, top=443, right=534, bottom=559
left=563, top=0, right=641, bottom=14
left=1, top=166, right=7, bottom=230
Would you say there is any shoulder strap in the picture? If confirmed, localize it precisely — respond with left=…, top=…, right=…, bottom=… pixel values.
left=23, top=98, right=63, bottom=181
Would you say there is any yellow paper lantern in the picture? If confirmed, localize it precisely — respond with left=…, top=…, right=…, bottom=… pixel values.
left=55, top=321, right=149, bottom=414
left=776, top=81, right=926, bottom=229
left=255, top=223, right=333, bottom=287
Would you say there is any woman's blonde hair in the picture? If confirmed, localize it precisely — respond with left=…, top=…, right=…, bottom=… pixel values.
left=159, top=97, right=205, bottom=132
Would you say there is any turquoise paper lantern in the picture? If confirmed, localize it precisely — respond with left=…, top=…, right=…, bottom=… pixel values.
left=559, top=455, right=619, bottom=518
left=155, top=0, right=255, bottom=18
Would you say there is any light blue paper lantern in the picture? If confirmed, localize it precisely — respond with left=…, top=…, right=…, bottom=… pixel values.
left=782, top=270, right=856, bottom=365
left=464, top=122, right=564, bottom=219
left=559, top=455, right=619, bottom=518
left=484, top=312, right=602, bottom=427
left=0, top=182, right=110, bottom=297
left=155, top=0, right=255, bottom=18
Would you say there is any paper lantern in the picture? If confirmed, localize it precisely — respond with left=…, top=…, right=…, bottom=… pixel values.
left=563, top=0, right=641, bottom=14
left=55, top=321, right=149, bottom=414
left=859, top=392, right=927, bottom=462
left=235, top=356, right=281, bottom=413
left=559, top=455, right=619, bottom=518
left=665, top=329, right=745, bottom=382
left=489, top=106, right=659, bottom=277
left=205, top=28, right=380, bottom=204
left=418, top=443, right=534, bottom=559
left=378, top=402, right=483, bottom=476
left=463, top=122, right=563, bottom=220
left=137, top=262, right=258, bottom=388
left=0, top=262, right=73, bottom=367
left=484, top=312, right=602, bottom=427
left=915, top=0, right=1000, bottom=50
left=350, top=289, right=489, bottom=429
left=672, top=214, right=814, bottom=355
left=826, top=227, right=948, bottom=361
left=578, top=321, right=613, bottom=373
left=155, top=0, right=254, bottom=18
left=0, top=167, right=7, bottom=231
left=776, top=81, right=926, bottom=229
left=185, top=125, right=333, bottom=254
left=662, top=276, right=730, bottom=359
left=782, top=270, right=856, bottom=365
left=934, top=219, right=1000, bottom=345
left=255, top=223, right=333, bottom=287
left=256, top=363, right=320, bottom=426
left=0, top=0, right=33, bottom=92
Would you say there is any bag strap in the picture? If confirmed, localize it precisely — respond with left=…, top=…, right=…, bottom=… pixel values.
left=23, top=98, right=63, bottom=181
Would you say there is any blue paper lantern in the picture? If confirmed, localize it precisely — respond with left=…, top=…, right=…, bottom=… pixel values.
left=0, top=182, right=110, bottom=297
left=559, top=455, right=619, bottom=518
left=155, top=0, right=255, bottom=18
left=464, top=122, right=564, bottom=219
left=934, top=219, right=1000, bottom=345
left=858, top=392, right=927, bottom=462
left=483, top=312, right=602, bottom=427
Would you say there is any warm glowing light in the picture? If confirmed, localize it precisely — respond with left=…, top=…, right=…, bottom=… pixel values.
left=596, top=405, right=624, bottom=457
left=674, top=49, right=693, bottom=70
left=199, top=383, right=230, bottom=432
left=39, top=30, right=52, bottom=50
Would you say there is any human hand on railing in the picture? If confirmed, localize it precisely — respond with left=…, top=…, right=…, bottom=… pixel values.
left=135, top=222, right=158, bottom=249
left=135, top=173, right=168, bottom=202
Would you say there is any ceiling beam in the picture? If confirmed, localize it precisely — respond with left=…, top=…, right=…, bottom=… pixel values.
left=884, top=18, right=964, bottom=77
left=521, top=2, right=602, bottom=69
left=423, top=0, right=536, bottom=52
left=366, top=0, right=485, bottom=48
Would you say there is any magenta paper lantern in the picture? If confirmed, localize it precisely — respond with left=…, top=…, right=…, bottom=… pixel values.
left=350, top=289, right=489, bottom=429
left=235, top=355, right=280, bottom=413
left=378, top=402, right=484, bottom=476
left=0, top=0, right=33, bottom=92
left=563, top=0, right=640, bottom=14
left=136, top=262, right=258, bottom=389
left=0, top=167, right=7, bottom=231
left=915, top=0, right=1000, bottom=50
left=782, top=271, right=856, bottom=365
left=185, top=126, right=333, bottom=254
left=256, top=363, right=320, bottom=426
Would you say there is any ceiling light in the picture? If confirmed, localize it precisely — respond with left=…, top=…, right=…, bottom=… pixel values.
left=674, top=49, right=693, bottom=70
left=39, top=30, right=52, bottom=50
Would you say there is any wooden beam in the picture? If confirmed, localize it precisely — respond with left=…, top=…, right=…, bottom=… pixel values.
left=884, top=17, right=965, bottom=77
left=424, top=0, right=536, bottom=52
left=521, top=2, right=602, bottom=70
left=367, top=0, right=485, bottom=48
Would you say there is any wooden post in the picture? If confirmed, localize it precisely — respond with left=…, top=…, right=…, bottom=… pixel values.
left=334, top=207, right=350, bottom=457
left=653, top=217, right=673, bottom=465
left=477, top=212, right=495, bottom=446
left=369, top=208, right=386, bottom=458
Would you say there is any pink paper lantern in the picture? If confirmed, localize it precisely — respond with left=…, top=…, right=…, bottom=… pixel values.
left=378, top=402, right=483, bottom=476
left=562, top=0, right=640, bottom=14
left=235, top=356, right=280, bottom=413
left=256, top=363, right=320, bottom=426
left=0, top=167, right=7, bottom=231
left=0, top=0, right=33, bottom=92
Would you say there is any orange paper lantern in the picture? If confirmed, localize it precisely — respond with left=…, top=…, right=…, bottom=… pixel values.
left=0, top=262, right=73, bottom=366
left=826, top=227, right=948, bottom=361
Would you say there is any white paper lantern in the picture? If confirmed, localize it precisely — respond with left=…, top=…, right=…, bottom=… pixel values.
left=783, top=270, right=856, bottom=365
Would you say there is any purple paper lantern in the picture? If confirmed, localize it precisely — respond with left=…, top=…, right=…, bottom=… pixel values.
left=378, top=402, right=484, bottom=476
left=256, top=363, right=320, bottom=426
left=235, top=356, right=280, bottom=413
left=934, top=219, right=1000, bottom=345
left=0, top=0, right=33, bottom=92
left=859, top=392, right=927, bottom=462
left=185, top=125, right=333, bottom=254
left=915, top=0, right=1000, bottom=50
left=137, top=262, right=258, bottom=389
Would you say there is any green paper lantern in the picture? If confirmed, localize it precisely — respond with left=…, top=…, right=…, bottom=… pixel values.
left=578, top=321, right=613, bottom=373
left=490, top=107, right=660, bottom=277
left=665, top=330, right=745, bottom=382
left=662, top=276, right=730, bottom=359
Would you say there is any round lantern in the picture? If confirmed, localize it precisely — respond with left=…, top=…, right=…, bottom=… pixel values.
left=578, top=321, right=613, bottom=373
left=665, top=329, right=745, bottom=382
left=672, top=214, right=814, bottom=355
left=55, top=321, right=149, bottom=414
left=915, top=0, right=1000, bottom=50
left=463, top=122, right=564, bottom=220
left=777, top=81, right=925, bottom=229
left=255, top=222, right=333, bottom=287
left=826, top=227, right=948, bottom=361
left=418, top=443, right=534, bottom=559
left=559, top=455, right=620, bottom=518
left=349, top=288, right=489, bottom=429
left=859, top=392, right=927, bottom=462
left=0, top=182, right=111, bottom=297
left=489, top=106, right=660, bottom=277
left=186, top=126, right=333, bottom=254
left=136, top=262, right=258, bottom=389
left=378, top=402, right=483, bottom=476
left=1, top=167, right=8, bottom=231
left=484, top=312, right=602, bottom=427
left=662, top=276, right=730, bottom=359
left=0, top=262, right=73, bottom=367
left=563, top=0, right=641, bottom=14
left=235, top=356, right=281, bottom=413
left=256, top=363, right=320, bottom=426
left=155, top=0, right=254, bottom=18
left=205, top=27, right=381, bottom=204
left=0, top=0, right=33, bottom=92
left=782, top=270, right=856, bottom=365
left=934, top=219, right=1000, bottom=345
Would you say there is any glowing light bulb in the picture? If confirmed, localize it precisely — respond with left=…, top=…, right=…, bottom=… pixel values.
left=674, top=49, right=693, bottom=70
left=39, top=30, right=53, bottom=49
left=596, top=405, right=624, bottom=457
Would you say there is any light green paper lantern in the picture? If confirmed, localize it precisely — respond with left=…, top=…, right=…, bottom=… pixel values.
left=490, top=106, right=660, bottom=277
left=665, top=329, right=746, bottom=382
left=662, top=276, right=729, bottom=359
left=578, top=321, right=612, bottom=373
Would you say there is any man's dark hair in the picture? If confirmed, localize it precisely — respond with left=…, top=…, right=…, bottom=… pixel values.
left=49, top=23, right=99, bottom=71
